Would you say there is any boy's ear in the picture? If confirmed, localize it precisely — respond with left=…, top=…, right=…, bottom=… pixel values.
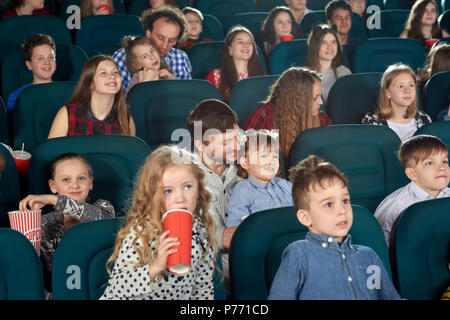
left=405, top=167, right=417, bottom=182
left=25, top=60, right=32, bottom=71
left=296, top=209, right=312, bottom=228
left=239, top=156, right=249, bottom=170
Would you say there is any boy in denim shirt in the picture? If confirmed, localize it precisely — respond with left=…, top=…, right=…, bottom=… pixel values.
left=269, top=155, right=401, bottom=300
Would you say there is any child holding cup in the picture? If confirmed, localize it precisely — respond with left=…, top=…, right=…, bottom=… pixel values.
left=100, top=145, right=217, bottom=300
left=18, top=153, right=115, bottom=291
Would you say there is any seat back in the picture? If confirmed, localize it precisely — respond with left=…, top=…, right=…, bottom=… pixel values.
left=353, top=38, right=426, bottom=73
left=415, top=121, right=450, bottom=149
left=2, top=44, right=87, bottom=102
left=438, top=9, right=450, bottom=33
left=0, top=228, right=45, bottom=299
left=423, top=71, right=450, bottom=120
left=389, top=198, right=450, bottom=300
left=52, top=217, right=226, bottom=299
left=230, top=205, right=391, bottom=300
left=75, top=14, right=145, bottom=57
left=199, top=14, right=225, bottom=41
left=0, top=96, right=8, bottom=144
left=327, top=72, right=382, bottom=124
left=258, top=0, right=286, bottom=11
left=188, top=41, right=267, bottom=79
left=0, top=15, right=72, bottom=67
left=28, top=135, right=150, bottom=214
left=228, top=12, right=269, bottom=42
left=13, top=81, right=77, bottom=154
left=367, top=10, right=410, bottom=38
left=289, top=124, right=409, bottom=212
left=0, top=143, right=20, bottom=228
left=127, top=80, right=222, bottom=150
left=269, top=39, right=308, bottom=75
left=196, top=0, right=257, bottom=30
left=228, top=75, right=279, bottom=128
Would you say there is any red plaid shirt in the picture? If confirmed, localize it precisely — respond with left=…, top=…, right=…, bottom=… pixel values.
left=244, top=102, right=333, bottom=130
left=67, top=103, right=121, bottom=136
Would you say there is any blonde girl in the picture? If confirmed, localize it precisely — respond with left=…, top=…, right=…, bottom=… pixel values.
left=361, top=63, right=432, bottom=142
left=100, top=145, right=217, bottom=300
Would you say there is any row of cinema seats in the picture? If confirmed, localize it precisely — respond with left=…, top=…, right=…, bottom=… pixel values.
left=0, top=70, right=448, bottom=154
left=1, top=197, right=448, bottom=300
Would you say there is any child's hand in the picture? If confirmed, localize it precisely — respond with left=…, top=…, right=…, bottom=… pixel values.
left=158, top=69, right=176, bottom=80
left=148, top=230, right=180, bottom=280
left=19, top=194, right=58, bottom=211
left=95, top=6, right=109, bottom=15
left=141, top=68, right=159, bottom=82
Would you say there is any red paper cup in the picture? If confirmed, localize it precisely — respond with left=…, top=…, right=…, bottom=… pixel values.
left=162, top=209, right=193, bottom=274
left=12, top=150, right=31, bottom=177
left=98, top=3, right=111, bottom=14
left=8, top=210, right=42, bottom=255
left=281, top=34, right=293, bottom=42
left=425, top=39, right=438, bottom=49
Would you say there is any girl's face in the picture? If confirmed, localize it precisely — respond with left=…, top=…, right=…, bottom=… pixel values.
left=318, top=32, right=338, bottom=63
left=385, top=72, right=416, bottom=109
left=91, top=0, right=108, bottom=10
left=421, top=2, right=438, bottom=26
left=91, top=60, right=122, bottom=95
left=25, top=44, right=56, bottom=83
left=241, top=144, right=279, bottom=185
left=149, top=0, right=166, bottom=8
left=228, top=32, right=254, bottom=62
left=184, top=12, right=203, bottom=39
left=311, top=80, right=323, bottom=116
left=160, top=164, right=199, bottom=214
left=49, top=159, right=93, bottom=202
left=273, top=12, right=293, bottom=40
left=132, top=43, right=161, bottom=71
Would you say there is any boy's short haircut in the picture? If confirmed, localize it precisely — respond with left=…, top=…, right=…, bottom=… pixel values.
left=289, top=155, right=348, bottom=210
left=325, top=0, right=352, bottom=21
left=398, top=134, right=448, bottom=169
left=21, top=33, right=56, bottom=61
left=182, top=6, right=204, bottom=21
left=186, top=99, right=238, bottom=143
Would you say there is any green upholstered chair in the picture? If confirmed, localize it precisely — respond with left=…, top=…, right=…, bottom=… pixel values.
left=199, top=14, right=225, bottom=41
left=0, top=143, right=21, bottom=228
left=415, top=121, right=450, bottom=150
left=389, top=197, right=450, bottom=300
left=423, top=71, right=450, bottom=120
left=438, top=9, right=450, bottom=33
left=2, top=44, right=87, bottom=102
left=188, top=41, right=267, bottom=79
left=52, top=217, right=226, bottom=299
left=228, top=75, right=279, bottom=128
left=367, top=10, right=410, bottom=38
left=0, top=228, right=45, bottom=299
left=257, top=0, right=285, bottom=11
left=0, top=96, right=8, bottom=145
left=228, top=12, right=269, bottom=41
left=353, top=38, right=426, bottom=73
left=269, top=39, right=308, bottom=75
left=75, top=14, right=145, bottom=57
left=195, top=0, right=257, bottom=30
left=289, top=124, right=409, bottom=213
left=327, top=72, right=382, bottom=124
left=127, top=79, right=222, bottom=150
left=230, top=204, right=391, bottom=300
left=0, top=15, right=71, bottom=69
left=28, top=135, right=150, bottom=215
left=13, top=81, right=77, bottom=154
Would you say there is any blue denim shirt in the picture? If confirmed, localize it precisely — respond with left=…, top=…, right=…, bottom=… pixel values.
left=226, top=176, right=294, bottom=227
left=268, top=232, right=401, bottom=300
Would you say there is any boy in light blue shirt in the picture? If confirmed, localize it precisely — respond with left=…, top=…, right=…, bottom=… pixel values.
left=269, top=155, right=401, bottom=300
left=226, top=130, right=293, bottom=227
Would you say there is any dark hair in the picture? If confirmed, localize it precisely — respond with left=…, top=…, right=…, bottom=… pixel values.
left=398, top=134, right=448, bottom=169
left=141, top=6, right=187, bottom=41
left=325, top=0, right=352, bottom=21
left=289, top=155, right=348, bottom=210
left=186, top=99, right=238, bottom=142
left=21, top=33, right=56, bottom=61
left=49, top=153, right=93, bottom=180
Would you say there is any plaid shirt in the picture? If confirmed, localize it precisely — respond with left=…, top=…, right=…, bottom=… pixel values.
left=244, top=102, right=333, bottom=130
left=112, top=47, right=192, bottom=93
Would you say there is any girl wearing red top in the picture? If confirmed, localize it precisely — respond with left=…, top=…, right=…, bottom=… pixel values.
left=205, top=26, right=264, bottom=101
left=48, top=55, right=136, bottom=138
left=1, top=0, right=50, bottom=19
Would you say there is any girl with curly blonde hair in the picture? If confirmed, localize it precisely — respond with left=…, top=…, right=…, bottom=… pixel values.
left=245, top=67, right=332, bottom=169
left=101, top=145, right=217, bottom=300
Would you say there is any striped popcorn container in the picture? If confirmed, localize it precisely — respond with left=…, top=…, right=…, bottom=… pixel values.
left=8, top=210, right=42, bottom=256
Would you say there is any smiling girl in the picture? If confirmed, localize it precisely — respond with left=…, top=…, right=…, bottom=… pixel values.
left=48, top=55, right=136, bottom=138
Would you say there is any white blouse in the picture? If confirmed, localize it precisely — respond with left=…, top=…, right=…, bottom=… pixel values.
left=386, top=118, right=417, bottom=142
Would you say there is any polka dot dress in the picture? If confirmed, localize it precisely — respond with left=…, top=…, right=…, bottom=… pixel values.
left=100, top=217, right=215, bottom=300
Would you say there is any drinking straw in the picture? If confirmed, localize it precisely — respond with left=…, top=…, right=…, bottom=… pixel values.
left=21, top=143, right=24, bottom=155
